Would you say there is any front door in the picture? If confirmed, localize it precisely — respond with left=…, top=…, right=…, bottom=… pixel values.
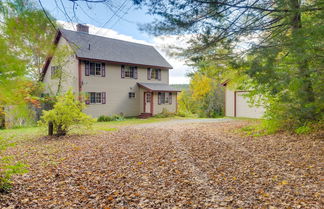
left=144, top=92, right=151, bottom=113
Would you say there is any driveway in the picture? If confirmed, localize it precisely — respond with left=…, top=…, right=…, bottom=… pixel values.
left=1, top=118, right=322, bottom=208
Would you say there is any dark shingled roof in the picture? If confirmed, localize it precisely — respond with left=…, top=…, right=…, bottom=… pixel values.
left=60, top=29, right=173, bottom=69
left=137, top=82, right=181, bottom=92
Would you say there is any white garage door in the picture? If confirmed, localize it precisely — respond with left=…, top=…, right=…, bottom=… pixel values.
left=236, top=92, right=264, bottom=118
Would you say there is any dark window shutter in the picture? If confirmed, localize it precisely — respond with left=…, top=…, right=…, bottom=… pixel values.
left=158, top=69, right=161, bottom=80
left=85, top=92, right=90, bottom=105
left=169, top=92, right=172, bottom=104
left=102, top=92, right=106, bottom=104
left=121, top=65, right=125, bottom=78
left=158, top=92, right=161, bottom=105
left=134, top=67, right=138, bottom=79
left=102, top=63, right=105, bottom=77
left=85, top=61, right=90, bottom=76
left=147, top=68, right=151, bottom=80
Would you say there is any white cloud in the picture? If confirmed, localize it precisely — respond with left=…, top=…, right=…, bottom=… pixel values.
left=57, top=21, right=192, bottom=84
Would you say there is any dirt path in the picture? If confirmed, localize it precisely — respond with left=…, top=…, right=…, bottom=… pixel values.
left=1, top=119, right=322, bottom=208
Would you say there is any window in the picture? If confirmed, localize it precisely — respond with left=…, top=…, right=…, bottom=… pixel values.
left=151, top=69, right=159, bottom=79
left=125, top=66, right=134, bottom=78
left=89, top=92, right=103, bottom=104
left=129, top=92, right=135, bottom=99
left=165, top=93, right=169, bottom=104
left=51, top=66, right=59, bottom=78
left=86, top=92, right=106, bottom=104
left=121, top=65, right=137, bottom=79
left=146, top=93, right=151, bottom=103
left=85, top=61, right=105, bottom=77
left=95, top=63, right=101, bottom=75
left=90, top=62, right=101, bottom=75
left=123, top=66, right=137, bottom=78
left=158, top=92, right=172, bottom=105
left=147, top=68, right=161, bottom=80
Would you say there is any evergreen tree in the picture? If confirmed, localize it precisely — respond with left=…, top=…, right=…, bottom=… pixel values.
left=134, top=0, right=324, bottom=130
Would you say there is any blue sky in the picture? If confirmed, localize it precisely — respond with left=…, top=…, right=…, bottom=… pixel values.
left=41, top=0, right=192, bottom=84
left=42, top=0, right=154, bottom=41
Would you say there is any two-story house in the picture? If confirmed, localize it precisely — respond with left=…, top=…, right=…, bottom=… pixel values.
left=41, top=24, right=180, bottom=118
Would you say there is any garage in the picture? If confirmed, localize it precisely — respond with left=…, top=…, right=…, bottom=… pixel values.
left=222, top=81, right=265, bottom=119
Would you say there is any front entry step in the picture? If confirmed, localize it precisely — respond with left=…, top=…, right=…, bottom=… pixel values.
left=138, top=113, right=153, bottom=119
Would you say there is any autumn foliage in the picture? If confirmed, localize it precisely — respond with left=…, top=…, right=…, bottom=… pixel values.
left=39, top=90, right=95, bottom=136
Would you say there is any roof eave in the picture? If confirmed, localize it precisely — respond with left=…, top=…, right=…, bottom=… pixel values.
left=221, top=79, right=230, bottom=86
left=77, top=56, right=173, bottom=70
left=40, top=30, right=62, bottom=81
left=137, top=83, right=181, bottom=92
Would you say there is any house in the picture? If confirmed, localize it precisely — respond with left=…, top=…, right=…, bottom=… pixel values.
left=41, top=24, right=180, bottom=118
left=221, top=80, right=265, bottom=118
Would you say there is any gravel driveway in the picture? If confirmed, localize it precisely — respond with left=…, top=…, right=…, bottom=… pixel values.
left=130, top=118, right=233, bottom=129
left=1, top=118, right=322, bottom=208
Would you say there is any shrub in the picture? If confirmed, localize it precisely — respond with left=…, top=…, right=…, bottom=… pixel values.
left=176, top=110, right=197, bottom=118
left=0, top=137, right=28, bottom=192
left=97, top=115, right=111, bottom=122
left=155, top=108, right=175, bottom=118
left=112, top=114, right=125, bottom=121
left=97, top=114, right=125, bottom=122
left=39, top=89, right=95, bottom=136
left=295, top=125, right=312, bottom=135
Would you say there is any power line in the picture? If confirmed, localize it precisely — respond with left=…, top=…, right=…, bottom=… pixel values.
left=94, top=0, right=128, bottom=35
left=38, top=0, right=57, bottom=31
left=53, top=0, right=76, bottom=30
left=110, top=2, right=134, bottom=29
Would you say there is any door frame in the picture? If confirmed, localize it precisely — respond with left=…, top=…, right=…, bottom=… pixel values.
left=144, top=92, right=153, bottom=114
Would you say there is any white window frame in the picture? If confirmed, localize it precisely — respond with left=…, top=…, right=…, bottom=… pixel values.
left=151, top=69, right=159, bottom=80
left=124, top=66, right=135, bottom=78
left=128, top=92, right=136, bottom=99
left=158, top=92, right=172, bottom=105
left=89, top=92, right=102, bottom=104
left=90, top=62, right=102, bottom=76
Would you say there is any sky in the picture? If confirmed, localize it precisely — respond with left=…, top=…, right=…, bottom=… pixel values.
left=40, top=0, right=192, bottom=84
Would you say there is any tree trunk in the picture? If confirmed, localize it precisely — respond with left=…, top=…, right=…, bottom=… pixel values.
left=290, top=0, right=316, bottom=120
left=56, top=124, right=66, bottom=136
left=48, top=122, right=53, bottom=136
left=0, top=112, right=5, bottom=129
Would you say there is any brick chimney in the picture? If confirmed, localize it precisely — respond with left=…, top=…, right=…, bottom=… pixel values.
left=76, top=24, right=89, bottom=33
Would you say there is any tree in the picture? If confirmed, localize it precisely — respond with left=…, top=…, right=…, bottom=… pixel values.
left=39, top=89, right=95, bottom=136
left=134, top=0, right=324, bottom=130
left=45, top=44, right=75, bottom=96
left=0, top=0, right=56, bottom=81
left=178, top=67, right=224, bottom=117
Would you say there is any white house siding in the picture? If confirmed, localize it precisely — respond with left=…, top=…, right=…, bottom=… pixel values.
left=43, top=37, right=79, bottom=94
left=42, top=36, right=178, bottom=118
left=81, top=62, right=170, bottom=117
left=225, top=88, right=235, bottom=117
left=152, top=92, right=177, bottom=115
left=235, top=92, right=265, bottom=118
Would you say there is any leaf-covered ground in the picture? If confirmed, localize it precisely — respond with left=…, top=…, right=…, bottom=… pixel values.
left=1, top=119, right=323, bottom=208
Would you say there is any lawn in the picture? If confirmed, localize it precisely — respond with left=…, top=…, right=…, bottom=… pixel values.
left=0, top=117, right=178, bottom=142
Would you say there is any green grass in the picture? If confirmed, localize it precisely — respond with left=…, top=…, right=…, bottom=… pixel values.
left=0, top=117, right=184, bottom=142
left=224, top=116, right=263, bottom=122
